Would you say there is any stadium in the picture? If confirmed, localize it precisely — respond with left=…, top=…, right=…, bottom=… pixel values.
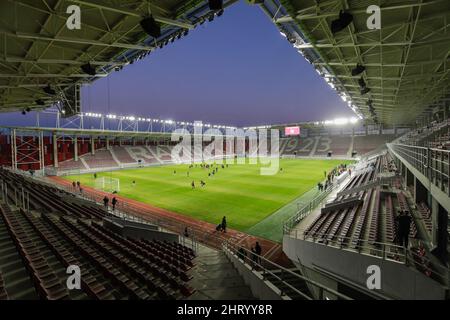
left=0, top=0, right=449, bottom=304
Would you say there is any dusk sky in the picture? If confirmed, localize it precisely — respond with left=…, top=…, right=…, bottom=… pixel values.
left=1, top=1, right=354, bottom=127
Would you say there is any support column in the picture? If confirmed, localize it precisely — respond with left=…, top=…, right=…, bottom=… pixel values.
left=106, top=137, right=110, bottom=150
left=378, top=124, right=382, bottom=135
left=53, top=133, right=58, bottom=168
left=11, top=129, right=17, bottom=170
left=90, top=136, right=95, bottom=155
left=39, top=132, right=44, bottom=173
left=414, top=177, right=427, bottom=204
left=404, top=167, right=408, bottom=189
left=431, top=198, right=448, bottom=263
left=74, top=136, right=78, bottom=161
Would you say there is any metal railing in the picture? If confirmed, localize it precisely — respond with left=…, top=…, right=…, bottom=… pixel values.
left=388, top=143, right=450, bottom=196
left=222, top=240, right=353, bottom=300
left=283, top=186, right=334, bottom=234
left=283, top=170, right=352, bottom=234
left=289, top=229, right=407, bottom=263
left=286, top=228, right=449, bottom=286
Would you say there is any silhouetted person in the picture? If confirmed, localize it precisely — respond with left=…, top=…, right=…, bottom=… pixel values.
left=103, top=196, right=109, bottom=209
left=238, top=247, right=246, bottom=261
left=72, top=181, right=76, bottom=189
left=76, top=181, right=80, bottom=189
left=184, top=227, right=189, bottom=238
left=93, top=173, right=97, bottom=179
left=396, top=210, right=412, bottom=248
left=255, top=241, right=262, bottom=256
left=111, top=197, right=117, bottom=211
left=221, top=216, right=227, bottom=233
left=191, top=181, right=195, bottom=189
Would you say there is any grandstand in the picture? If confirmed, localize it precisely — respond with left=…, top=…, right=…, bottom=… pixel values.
left=0, top=0, right=449, bottom=303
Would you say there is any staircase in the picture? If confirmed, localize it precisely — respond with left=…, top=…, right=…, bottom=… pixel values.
left=188, top=248, right=254, bottom=300
left=263, top=268, right=311, bottom=300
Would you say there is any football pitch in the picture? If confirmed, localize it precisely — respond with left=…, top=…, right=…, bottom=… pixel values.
left=65, top=158, right=352, bottom=240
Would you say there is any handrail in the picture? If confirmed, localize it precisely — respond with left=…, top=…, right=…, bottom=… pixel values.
left=388, top=143, right=450, bottom=198
left=287, top=228, right=449, bottom=286
left=283, top=169, right=352, bottom=233
left=290, top=228, right=407, bottom=259
left=222, top=240, right=353, bottom=300
left=283, top=184, right=335, bottom=233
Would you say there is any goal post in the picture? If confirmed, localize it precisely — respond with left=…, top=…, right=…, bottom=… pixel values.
left=95, top=176, right=120, bottom=193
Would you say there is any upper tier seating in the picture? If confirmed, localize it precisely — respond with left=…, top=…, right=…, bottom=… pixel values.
left=353, top=135, right=396, bottom=155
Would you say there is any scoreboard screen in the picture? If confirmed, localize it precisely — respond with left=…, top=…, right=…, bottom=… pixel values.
left=284, top=126, right=300, bottom=136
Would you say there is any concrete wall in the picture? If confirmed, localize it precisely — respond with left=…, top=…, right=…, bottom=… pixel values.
left=283, top=236, right=447, bottom=300
left=103, top=218, right=179, bottom=243
left=224, top=248, right=290, bottom=300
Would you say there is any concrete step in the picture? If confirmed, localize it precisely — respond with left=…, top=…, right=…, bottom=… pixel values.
left=188, top=250, right=255, bottom=300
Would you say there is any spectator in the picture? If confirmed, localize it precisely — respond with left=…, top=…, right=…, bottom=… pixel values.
left=221, top=216, right=227, bottom=233
left=103, top=196, right=109, bottom=209
left=396, top=210, right=411, bottom=248
left=255, top=241, right=262, bottom=258
left=184, top=227, right=189, bottom=238
left=238, top=247, right=246, bottom=261
left=72, top=181, right=76, bottom=189
left=111, top=197, right=117, bottom=211
left=76, top=181, right=80, bottom=189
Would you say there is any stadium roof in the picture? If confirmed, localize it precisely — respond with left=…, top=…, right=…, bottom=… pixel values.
left=0, top=0, right=237, bottom=114
left=262, top=0, right=450, bottom=125
left=1, top=0, right=448, bottom=126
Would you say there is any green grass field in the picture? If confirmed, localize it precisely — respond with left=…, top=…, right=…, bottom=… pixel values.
left=65, top=159, right=351, bottom=238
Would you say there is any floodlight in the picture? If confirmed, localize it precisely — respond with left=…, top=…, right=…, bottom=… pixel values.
left=81, top=63, right=96, bottom=76
left=43, top=85, right=56, bottom=95
left=209, top=0, right=223, bottom=10
left=331, top=10, right=353, bottom=34
left=140, top=16, right=161, bottom=38
left=351, top=64, right=366, bottom=76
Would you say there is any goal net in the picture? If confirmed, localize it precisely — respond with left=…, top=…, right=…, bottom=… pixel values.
left=95, top=176, right=120, bottom=193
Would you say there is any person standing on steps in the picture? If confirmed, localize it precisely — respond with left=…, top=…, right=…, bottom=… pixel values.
left=111, top=197, right=117, bottom=211
left=103, top=196, right=109, bottom=210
